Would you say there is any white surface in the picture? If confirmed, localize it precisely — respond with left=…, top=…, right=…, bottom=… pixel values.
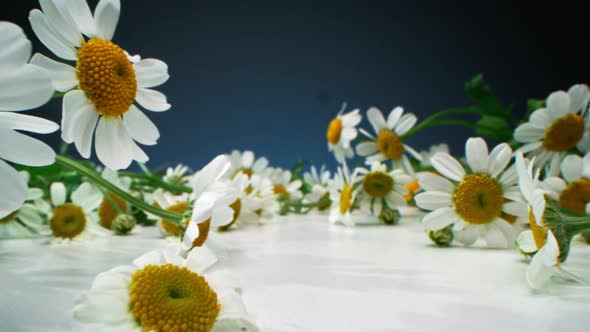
left=1, top=214, right=590, bottom=332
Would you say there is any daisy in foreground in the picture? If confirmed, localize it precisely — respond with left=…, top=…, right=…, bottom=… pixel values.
left=514, top=84, right=590, bottom=169
left=356, top=107, right=422, bottom=175
left=29, top=0, right=171, bottom=170
left=0, top=21, right=57, bottom=218
left=415, top=137, right=526, bottom=248
left=326, top=104, right=362, bottom=163
left=73, top=248, right=258, bottom=331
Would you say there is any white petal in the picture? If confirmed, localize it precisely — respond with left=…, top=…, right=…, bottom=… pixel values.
left=122, top=106, right=159, bottom=146
left=465, top=137, right=488, bottom=173
left=421, top=207, right=457, bottom=230
left=0, top=22, right=31, bottom=70
left=251, top=157, right=268, bottom=173
left=133, top=250, right=163, bottom=268
left=93, top=0, right=120, bottom=41
left=61, top=90, right=99, bottom=158
left=95, top=116, right=133, bottom=170
left=394, top=113, right=417, bottom=136
left=514, top=123, right=545, bottom=143
left=29, top=9, right=77, bottom=60
left=386, top=106, right=403, bottom=129
left=0, top=112, right=58, bottom=134
left=483, top=223, right=508, bottom=249
left=192, top=155, right=231, bottom=196
left=135, top=88, right=170, bottom=112
left=367, top=107, right=387, bottom=133
left=210, top=206, right=235, bottom=227
left=185, top=245, right=218, bottom=274
left=68, top=0, right=96, bottom=36
left=133, top=59, right=169, bottom=88
left=0, top=129, right=55, bottom=166
left=72, top=291, right=131, bottom=324
left=454, top=226, right=478, bottom=246
left=526, top=233, right=559, bottom=290
left=416, top=172, right=455, bottom=193
left=431, top=152, right=465, bottom=182
left=39, top=0, right=82, bottom=47
left=130, top=141, right=149, bottom=163
left=0, top=160, right=27, bottom=219
left=404, top=144, right=423, bottom=161
left=50, top=182, right=66, bottom=206
left=356, top=142, right=378, bottom=156
left=214, top=289, right=258, bottom=332
left=529, top=108, right=551, bottom=128
left=546, top=90, right=570, bottom=119
left=72, top=182, right=102, bottom=211
left=502, top=201, right=528, bottom=217
left=242, top=151, right=254, bottom=168
left=414, top=191, right=452, bottom=210
left=568, top=84, right=590, bottom=113
left=385, top=192, right=406, bottom=208
left=30, top=53, right=77, bottom=92
left=561, top=154, right=583, bottom=183
left=0, top=64, right=54, bottom=111
left=487, top=143, right=512, bottom=178
left=516, top=230, right=537, bottom=253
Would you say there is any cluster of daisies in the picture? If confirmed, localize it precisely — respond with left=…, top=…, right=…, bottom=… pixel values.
left=324, top=85, right=590, bottom=290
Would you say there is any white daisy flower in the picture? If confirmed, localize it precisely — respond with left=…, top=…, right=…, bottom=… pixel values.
left=97, top=168, right=132, bottom=229
left=356, top=162, right=412, bottom=217
left=356, top=106, right=422, bottom=175
left=228, top=150, right=269, bottom=178
left=303, top=165, right=331, bottom=187
left=302, top=165, right=331, bottom=209
left=149, top=188, right=190, bottom=237
left=37, top=181, right=107, bottom=243
left=514, top=84, right=590, bottom=170
left=541, top=153, right=590, bottom=215
left=163, top=164, right=191, bottom=185
left=415, top=137, right=526, bottom=248
left=183, top=155, right=238, bottom=252
left=326, top=104, right=361, bottom=163
left=73, top=248, right=258, bottom=331
left=0, top=21, right=57, bottom=218
left=514, top=153, right=562, bottom=289
left=268, top=168, right=303, bottom=200
left=419, top=143, right=450, bottom=167
left=239, top=174, right=279, bottom=224
left=29, top=0, right=171, bottom=170
left=214, top=173, right=252, bottom=231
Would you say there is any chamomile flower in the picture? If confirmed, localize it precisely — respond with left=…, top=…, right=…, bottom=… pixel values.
left=514, top=84, right=590, bottom=169
left=303, top=165, right=331, bottom=187
left=0, top=22, right=57, bottom=218
left=514, top=153, right=563, bottom=289
left=29, top=0, right=171, bottom=170
left=419, top=143, right=450, bottom=167
left=542, top=153, right=590, bottom=215
left=229, top=150, right=269, bottom=178
left=326, top=104, right=362, bottom=163
left=302, top=165, right=332, bottom=210
left=150, top=188, right=190, bottom=237
left=356, top=162, right=412, bottom=217
left=268, top=168, right=303, bottom=200
left=163, top=164, right=191, bottom=185
left=216, top=173, right=251, bottom=231
left=356, top=107, right=422, bottom=175
left=38, top=182, right=106, bottom=243
left=239, top=174, right=279, bottom=224
left=98, top=168, right=132, bottom=229
left=183, top=155, right=238, bottom=252
left=415, top=137, right=526, bottom=248
left=73, top=248, right=258, bottom=331
left=327, top=164, right=357, bottom=224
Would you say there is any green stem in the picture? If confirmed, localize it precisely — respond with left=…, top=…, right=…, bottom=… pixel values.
left=55, top=155, right=185, bottom=224
left=428, top=119, right=479, bottom=129
left=402, top=108, right=482, bottom=139
left=120, top=172, right=192, bottom=194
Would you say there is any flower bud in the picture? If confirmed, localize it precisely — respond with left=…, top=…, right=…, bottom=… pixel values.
left=428, top=225, right=454, bottom=247
left=112, top=214, right=136, bottom=235
left=379, top=207, right=401, bottom=225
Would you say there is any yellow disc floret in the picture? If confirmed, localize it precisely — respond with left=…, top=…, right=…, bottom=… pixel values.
left=326, top=118, right=343, bottom=145
left=528, top=208, right=547, bottom=250
left=218, top=199, right=242, bottom=231
left=161, top=202, right=189, bottom=237
left=376, top=129, right=404, bottom=161
left=339, top=184, right=353, bottom=214
left=50, top=203, right=86, bottom=239
left=542, top=114, right=584, bottom=152
left=362, top=171, right=394, bottom=198
left=129, top=264, right=220, bottom=332
left=99, top=193, right=127, bottom=229
left=559, top=178, right=590, bottom=214
left=77, top=38, right=137, bottom=117
left=273, top=185, right=290, bottom=198
left=453, top=174, right=503, bottom=225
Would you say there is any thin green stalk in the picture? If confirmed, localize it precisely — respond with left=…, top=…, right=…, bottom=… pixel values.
left=120, top=171, right=192, bottom=194
left=55, top=155, right=185, bottom=224
left=402, top=108, right=482, bottom=139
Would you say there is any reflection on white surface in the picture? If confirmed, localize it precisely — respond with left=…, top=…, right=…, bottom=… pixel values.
left=1, top=215, right=590, bottom=331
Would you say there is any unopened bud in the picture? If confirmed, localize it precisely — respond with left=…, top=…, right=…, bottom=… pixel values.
left=428, top=225, right=454, bottom=247
left=379, top=207, right=401, bottom=225
left=112, top=214, right=136, bottom=235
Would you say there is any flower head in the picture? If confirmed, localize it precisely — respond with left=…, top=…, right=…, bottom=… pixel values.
left=29, top=0, right=171, bottom=170
left=326, top=104, right=361, bottom=163
left=268, top=168, right=303, bottom=201
left=356, top=162, right=412, bottom=218
left=229, top=150, right=269, bottom=178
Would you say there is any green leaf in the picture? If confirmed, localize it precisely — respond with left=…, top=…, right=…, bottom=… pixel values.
left=474, top=115, right=513, bottom=142
left=527, top=98, right=545, bottom=114
left=465, top=74, right=511, bottom=121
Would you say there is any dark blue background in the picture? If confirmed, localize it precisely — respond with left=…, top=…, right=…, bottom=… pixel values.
left=2, top=1, right=587, bottom=171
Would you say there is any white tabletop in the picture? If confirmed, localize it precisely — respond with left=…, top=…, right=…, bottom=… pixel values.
left=1, top=214, right=590, bottom=332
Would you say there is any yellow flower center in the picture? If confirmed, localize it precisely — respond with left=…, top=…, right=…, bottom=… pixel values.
left=453, top=174, right=503, bottom=225
left=190, top=219, right=211, bottom=250
left=0, top=211, right=19, bottom=225
left=559, top=178, right=590, bottom=214
left=50, top=203, right=86, bottom=239
left=362, top=171, right=394, bottom=198
left=542, top=114, right=585, bottom=152
left=161, top=202, right=189, bottom=237
left=99, top=193, right=127, bottom=229
left=77, top=38, right=137, bottom=117
left=376, top=129, right=404, bottom=161
left=273, top=185, right=290, bottom=198
left=529, top=208, right=547, bottom=250
left=129, top=264, right=220, bottom=332
left=326, top=118, right=343, bottom=145
left=233, top=168, right=253, bottom=179
left=218, top=199, right=242, bottom=231
left=339, top=184, right=353, bottom=214
left=404, top=179, right=420, bottom=201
